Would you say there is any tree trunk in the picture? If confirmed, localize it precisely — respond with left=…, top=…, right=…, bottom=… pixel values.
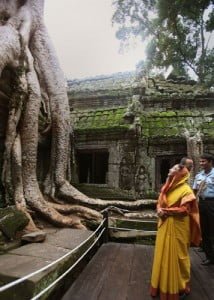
left=182, top=128, right=203, bottom=178
left=0, top=0, right=155, bottom=237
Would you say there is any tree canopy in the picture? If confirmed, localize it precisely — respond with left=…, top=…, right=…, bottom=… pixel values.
left=112, top=0, right=214, bottom=85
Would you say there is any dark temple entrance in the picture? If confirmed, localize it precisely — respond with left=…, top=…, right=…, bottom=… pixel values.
left=156, top=155, right=183, bottom=190
left=160, top=159, right=170, bottom=184
left=77, top=150, right=109, bottom=184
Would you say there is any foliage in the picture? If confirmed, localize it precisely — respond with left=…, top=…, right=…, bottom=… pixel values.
left=112, top=0, right=214, bottom=85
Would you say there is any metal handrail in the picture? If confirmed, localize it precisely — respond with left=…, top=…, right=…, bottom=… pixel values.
left=0, top=219, right=106, bottom=293
left=109, top=216, right=157, bottom=223
left=31, top=227, right=106, bottom=300
left=0, top=211, right=156, bottom=297
left=108, top=226, right=157, bottom=233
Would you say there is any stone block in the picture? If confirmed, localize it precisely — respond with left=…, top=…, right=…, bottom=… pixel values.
left=0, top=206, right=29, bottom=239
left=0, top=229, right=94, bottom=300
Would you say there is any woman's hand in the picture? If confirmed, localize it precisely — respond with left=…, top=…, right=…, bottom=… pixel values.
left=157, top=208, right=166, bottom=217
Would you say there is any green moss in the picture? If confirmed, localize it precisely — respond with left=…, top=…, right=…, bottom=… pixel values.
left=138, top=110, right=214, bottom=138
left=32, top=236, right=96, bottom=300
left=72, top=107, right=129, bottom=133
left=0, top=206, right=29, bottom=239
left=113, top=219, right=157, bottom=231
left=72, top=107, right=214, bottom=138
left=149, top=111, right=177, bottom=117
left=73, top=184, right=135, bottom=200
left=76, top=125, right=129, bottom=135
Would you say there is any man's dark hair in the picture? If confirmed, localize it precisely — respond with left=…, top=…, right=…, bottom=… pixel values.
left=180, top=157, right=189, bottom=166
left=200, top=153, right=214, bottom=162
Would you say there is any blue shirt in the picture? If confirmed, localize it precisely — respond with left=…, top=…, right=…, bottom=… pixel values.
left=193, top=168, right=214, bottom=199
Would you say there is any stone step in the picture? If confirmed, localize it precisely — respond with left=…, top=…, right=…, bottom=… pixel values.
left=108, top=217, right=157, bottom=244
left=0, top=228, right=94, bottom=300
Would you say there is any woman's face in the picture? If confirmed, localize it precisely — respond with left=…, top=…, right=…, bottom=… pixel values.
left=168, top=164, right=180, bottom=177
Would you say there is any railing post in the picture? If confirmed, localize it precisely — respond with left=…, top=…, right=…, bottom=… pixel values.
left=103, top=210, right=109, bottom=243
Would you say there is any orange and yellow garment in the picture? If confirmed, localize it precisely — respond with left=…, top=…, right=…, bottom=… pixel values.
left=150, top=168, right=201, bottom=300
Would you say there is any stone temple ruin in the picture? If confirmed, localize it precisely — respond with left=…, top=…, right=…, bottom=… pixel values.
left=0, top=71, right=213, bottom=206
left=67, top=71, right=214, bottom=199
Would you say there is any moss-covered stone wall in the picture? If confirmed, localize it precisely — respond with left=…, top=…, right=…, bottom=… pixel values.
left=69, top=73, right=214, bottom=196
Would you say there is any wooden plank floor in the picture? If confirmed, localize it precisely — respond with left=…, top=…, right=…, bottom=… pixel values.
left=61, top=243, right=214, bottom=300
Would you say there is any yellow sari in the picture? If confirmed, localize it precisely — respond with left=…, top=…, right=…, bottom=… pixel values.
left=150, top=170, right=201, bottom=300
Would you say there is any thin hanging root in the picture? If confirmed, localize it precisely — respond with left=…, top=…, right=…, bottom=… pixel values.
left=50, top=202, right=103, bottom=221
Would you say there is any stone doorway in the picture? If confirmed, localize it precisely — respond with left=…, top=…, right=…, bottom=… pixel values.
left=155, top=155, right=183, bottom=190
left=77, top=150, right=109, bottom=184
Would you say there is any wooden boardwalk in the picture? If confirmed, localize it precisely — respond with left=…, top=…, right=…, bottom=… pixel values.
left=61, top=243, right=214, bottom=300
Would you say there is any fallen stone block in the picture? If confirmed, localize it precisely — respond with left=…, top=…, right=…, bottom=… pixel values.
left=0, top=206, right=29, bottom=239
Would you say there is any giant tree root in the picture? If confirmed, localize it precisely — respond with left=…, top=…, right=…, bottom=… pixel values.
left=0, top=1, right=156, bottom=234
left=50, top=202, right=103, bottom=221
left=57, top=181, right=157, bottom=210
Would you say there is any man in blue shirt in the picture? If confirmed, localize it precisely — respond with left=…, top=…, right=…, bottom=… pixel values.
left=193, top=153, right=214, bottom=265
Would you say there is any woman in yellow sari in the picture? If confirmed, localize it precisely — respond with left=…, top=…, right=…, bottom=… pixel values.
left=150, top=164, right=201, bottom=300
